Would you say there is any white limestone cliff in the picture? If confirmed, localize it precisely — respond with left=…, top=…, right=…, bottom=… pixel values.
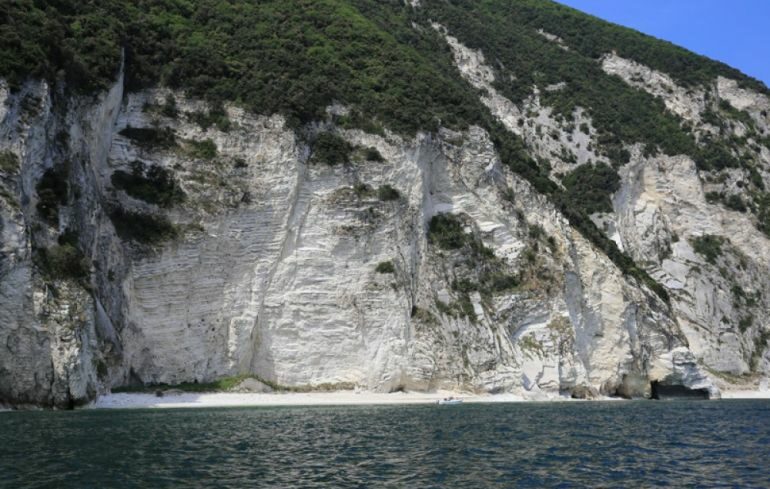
left=2, top=31, right=770, bottom=407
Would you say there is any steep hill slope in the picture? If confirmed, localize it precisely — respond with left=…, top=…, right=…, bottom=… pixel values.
left=0, top=0, right=768, bottom=407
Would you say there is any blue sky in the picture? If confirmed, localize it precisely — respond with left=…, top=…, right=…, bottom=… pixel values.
left=555, top=0, right=770, bottom=87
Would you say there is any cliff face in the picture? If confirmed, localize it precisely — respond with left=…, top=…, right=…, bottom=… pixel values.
left=1, top=2, right=769, bottom=408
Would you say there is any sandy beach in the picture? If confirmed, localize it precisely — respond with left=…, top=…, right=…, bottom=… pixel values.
left=91, top=390, right=569, bottom=409
left=89, top=387, right=770, bottom=410
left=720, top=390, right=770, bottom=399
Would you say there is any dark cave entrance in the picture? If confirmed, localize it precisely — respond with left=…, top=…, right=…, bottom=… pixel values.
left=650, top=381, right=710, bottom=400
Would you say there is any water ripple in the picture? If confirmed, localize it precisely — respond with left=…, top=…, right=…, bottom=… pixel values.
left=1, top=401, right=769, bottom=488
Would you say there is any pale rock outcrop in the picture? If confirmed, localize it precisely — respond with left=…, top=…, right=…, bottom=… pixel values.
left=437, top=26, right=770, bottom=392
left=0, top=72, right=124, bottom=407
left=437, top=25, right=606, bottom=177
left=11, top=26, right=770, bottom=406
left=601, top=53, right=708, bottom=124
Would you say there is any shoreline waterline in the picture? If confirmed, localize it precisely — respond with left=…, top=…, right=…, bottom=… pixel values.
left=87, top=388, right=770, bottom=410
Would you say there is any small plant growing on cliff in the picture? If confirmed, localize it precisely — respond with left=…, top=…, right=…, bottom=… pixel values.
left=428, top=213, right=468, bottom=250
left=0, top=151, right=19, bottom=174
left=364, top=147, right=384, bottom=162
left=35, top=230, right=89, bottom=281
left=119, top=126, right=177, bottom=149
left=111, top=161, right=184, bottom=207
left=377, top=184, right=400, bottom=201
left=738, top=316, right=754, bottom=333
left=375, top=261, right=395, bottom=274
left=353, top=183, right=373, bottom=198
left=374, top=260, right=396, bottom=273
left=311, top=133, right=352, bottom=166
left=185, top=139, right=218, bottom=160
left=690, top=234, right=725, bottom=264
left=410, top=305, right=437, bottom=326
left=160, top=94, right=178, bottom=118
left=108, top=207, right=178, bottom=244
left=724, top=194, right=747, bottom=213
left=189, top=102, right=231, bottom=131
left=751, top=330, right=770, bottom=370
left=36, top=166, right=69, bottom=226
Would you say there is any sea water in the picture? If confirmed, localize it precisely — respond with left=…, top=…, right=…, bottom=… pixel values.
left=1, top=400, right=769, bottom=488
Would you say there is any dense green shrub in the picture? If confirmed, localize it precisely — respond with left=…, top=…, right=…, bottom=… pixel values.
left=724, top=194, right=747, bottom=213
left=119, top=127, right=177, bottom=149
left=36, top=167, right=69, bottom=226
left=108, top=207, right=178, bottom=244
left=0, top=151, right=19, bottom=174
left=738, top=316, right=754, bottom=333
left=160, top=94, right=178, bottom=118
left=561, top=163, right=620, bottom=215
left=185, top=139, right=218, bottom=160
left=375, top=261, right=395, bottom=274
left=377, top=184, right=400, bottom=201
left=35, top=244, right=90, bottom=280
left=311, top=133, right=352, bottom=166
left=188, top=102, right=230, bottom=131
left=111, top=161, right=184, bottom=207
left=690, top=235, right=725, bottom=264
left=428, top=214, right=469, bottom=250
left=35, top=230, right=90, bottom=281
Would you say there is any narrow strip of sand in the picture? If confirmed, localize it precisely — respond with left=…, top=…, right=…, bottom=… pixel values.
left=89, top=388, right=770, bottom=409
left=720, top=390, right=770, bottom=399
left=91, top=390, right=566, bottom=409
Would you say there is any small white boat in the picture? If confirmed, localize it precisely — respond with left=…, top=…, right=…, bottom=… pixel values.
left=437, top=398, right=463, bottom=405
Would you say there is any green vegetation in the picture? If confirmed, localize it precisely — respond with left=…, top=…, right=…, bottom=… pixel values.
left=423, top=0, right=709, bottom=165
left=111, top=161, right=184, bottom=207
left=114, top=375, right=251, bottom=394
left=9, top=0, right=749, bottom=303
left=36, top=166, right=69, bottom=226
left=143, top=96, right=180, bottom=119
left=756, top=193, right=770, bottom=238
left=431, top=212, right=520, bottom=302
left=155, top=94, right=178, bottom=118
left=751, top=330, right=770, bottom=370
left=738, top=316, right=754, bottom=334
left=35, top=230, right=90, bottom=281
left=690, top=235, right=725, bottom=264
left=311, top=133, right=352, bottom=166
left=561, top=163, right=620, bottom=214
left=375, top=260, right=395, bottom=274
left=119, top=126, right=176, bottom=149
left=364, top=147, right=384, bottom=162
left=518, top=334, right=545, bottom=357
left=435, top=295, right=476, bottom=322
left=410, top=305, right=437, bottom=326
left=353, top=183, right=373, bottom=198
left=0, top=151, right=19, bottom=174
left=184, top=139, right=218, bottom=160
left=377, top=184, right=400, bottom=201
left=35, top=244, right=90, bottom=281
left=452, top=272, right=518, bottom=296
left=424, top=0, right=767, bottom=94
left=2, top=0, right=486, bottom=133
left=188, top=103, right=230, bottom=131
left=112, top=375, right=355, bottom=394
left=428, top=213, right=471, bottom=250
left=108, top=207, right=178, bottom=244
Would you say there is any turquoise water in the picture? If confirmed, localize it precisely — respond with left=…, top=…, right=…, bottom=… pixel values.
left=1, top=400, right=769, bottom=488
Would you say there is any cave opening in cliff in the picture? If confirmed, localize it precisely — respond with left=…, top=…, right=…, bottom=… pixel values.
left=650, top=381, right=710, bottom=400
